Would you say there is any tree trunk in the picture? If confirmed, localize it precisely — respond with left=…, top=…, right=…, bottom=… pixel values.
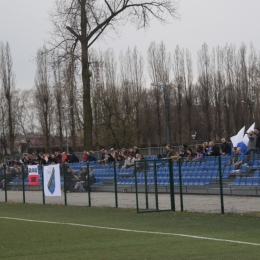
left=81, top=40, right=93, bottom=149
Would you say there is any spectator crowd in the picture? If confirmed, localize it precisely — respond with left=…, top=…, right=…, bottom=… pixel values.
left=1, top=126, right=260, bottom=191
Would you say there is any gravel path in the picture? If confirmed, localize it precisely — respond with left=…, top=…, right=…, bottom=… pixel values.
left=1, top=190, right=260, bottom=214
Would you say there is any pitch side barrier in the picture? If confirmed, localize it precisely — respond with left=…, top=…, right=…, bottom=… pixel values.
left=1, top=154, right=260, bottom=213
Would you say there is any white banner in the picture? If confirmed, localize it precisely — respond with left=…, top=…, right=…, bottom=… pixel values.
left=43, top=164, right=61, bottom=197
left=28, top=165, right=38, bottom=175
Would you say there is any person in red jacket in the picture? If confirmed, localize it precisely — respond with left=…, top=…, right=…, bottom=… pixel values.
left=82, top=150, right=88, bottom=162
left=61, top=152, right=68, bottom=163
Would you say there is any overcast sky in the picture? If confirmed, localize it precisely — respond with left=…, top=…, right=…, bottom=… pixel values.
left=0, top=0, right=260, bottom=90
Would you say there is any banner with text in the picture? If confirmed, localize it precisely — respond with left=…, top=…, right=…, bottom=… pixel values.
left=28, top=165, right=38, bottom=175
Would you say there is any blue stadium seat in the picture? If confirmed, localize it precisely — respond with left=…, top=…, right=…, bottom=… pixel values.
left=188, top=177, right=196, bottom=185
left=198, top=177, right=205, bottom=185
left=252, top=177, right=260, bottom=186
left=150, top=177, right=155, bottom=185
left=157, top=177, right=164, bottom=185
left=204, top=177, right=211, bottom=185
left=193, top=177, right=200, bottom=185
left=195, top=172, right=201, bottom=178
left=190, top=172, right=196, bottom=178
left=206, top=171, right=212, bottom=178
left=129, top=178, right=135, bottom=185
left=232, top=177, right=240, bottom=186
left=247, top=160, right=253, bottom=166
left=211, top=171, right=218, bottom=179
left=254, top=170, right=260, bottom=177
left=222, top=170, right=229, bottom=179
left=200, top=171, right=207, bottom=178
left=164, top=177, right=169, bottom=185
left=240, top=177, right=247, bottom=186
left=173, top=177, right=179, bottom=185
left=252, top=160, right=259, bottom=168
left=241, top=165, right=248, bottom=173
left=182, top=177, right=189, bottom=186
left=246, top=177, right=253, bottom=186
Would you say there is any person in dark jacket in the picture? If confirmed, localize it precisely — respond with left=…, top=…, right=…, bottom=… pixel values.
left=208, top=141, right=220, bottom=156
left=69, top=152, right=79, bottom=163
left=254, top=127, right=260, bottom=154
left=246, top=130, right=257, bottom=160
left=87, top=151, right=97, bottom=162
left=221, top=138, right=231, bottom=156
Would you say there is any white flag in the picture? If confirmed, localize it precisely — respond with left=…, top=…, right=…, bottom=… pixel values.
left=230, top=126, right=245, bottom=147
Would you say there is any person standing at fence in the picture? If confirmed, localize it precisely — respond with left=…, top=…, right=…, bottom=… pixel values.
left=254, top=127, right=260, bottom=154
left=246, top=130, right=257, bottom=160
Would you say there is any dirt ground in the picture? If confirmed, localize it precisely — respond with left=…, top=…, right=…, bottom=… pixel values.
left=1, top=190, right=260, bottom=214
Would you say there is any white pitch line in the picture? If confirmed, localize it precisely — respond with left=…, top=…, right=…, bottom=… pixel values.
left=1, top=216, right=260, bottom=247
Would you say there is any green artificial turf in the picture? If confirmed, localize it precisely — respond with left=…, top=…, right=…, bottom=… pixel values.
left=1, top=203, right=260, bottom=259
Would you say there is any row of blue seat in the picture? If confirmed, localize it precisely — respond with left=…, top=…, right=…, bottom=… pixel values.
left=10, top=177, right=65, bottom=185
left=116, top=176, right=212, bottom=186
left=93, top=170, right=230, bottom=179
left=229, top=177, right=260, bottom=186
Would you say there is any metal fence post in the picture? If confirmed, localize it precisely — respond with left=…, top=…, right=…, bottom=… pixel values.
left=113, top=161, right=118, bottom=208
left=218, top=156, right=225, bottom=214
left=63, top=164, right=67, bottom=206
left=153, top=160, right=159, bottom=211
left=41, top=165, right=45, bottom=205
left=178, top=159, right=183, bottom=211
left=168, top=159, right=175, bottom=211
left=144, top=160, right=149, bottom=210
left=22, top=165, right=25, bottom=203
left=134, top=161, right=140, bottom=213
left=87, top=163, right=91, bottom=207
left=4, top=164, right=7, bottom=202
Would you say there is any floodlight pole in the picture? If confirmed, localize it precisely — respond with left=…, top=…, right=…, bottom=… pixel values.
left=152, top=83, right=171, bottom=145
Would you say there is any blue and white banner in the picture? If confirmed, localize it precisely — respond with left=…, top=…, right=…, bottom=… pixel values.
left=43, top=164, right=61, bottom=197
left=230, top=126, right=245, bottom=148
left=28, top=165, right=38, bottom=175
left=230, top=122, right=256, bottom=155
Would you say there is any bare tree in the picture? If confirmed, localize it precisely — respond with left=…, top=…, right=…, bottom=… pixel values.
left=197, top=43, right=214, bottom=140
left=119, top=47, right=145, bottom=145
left=63, top=56, right=78, bottom=151
left=0, top=42, right=16, bottom=155
left=35, top=47, right=53, bottom=152
left=49, top=0, right=178, bottom=149
left=52, top=54, right=64, bottom=151
left=147, top=41, right=171, bottom=145
left=172, top=46, right=185, bottom=143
